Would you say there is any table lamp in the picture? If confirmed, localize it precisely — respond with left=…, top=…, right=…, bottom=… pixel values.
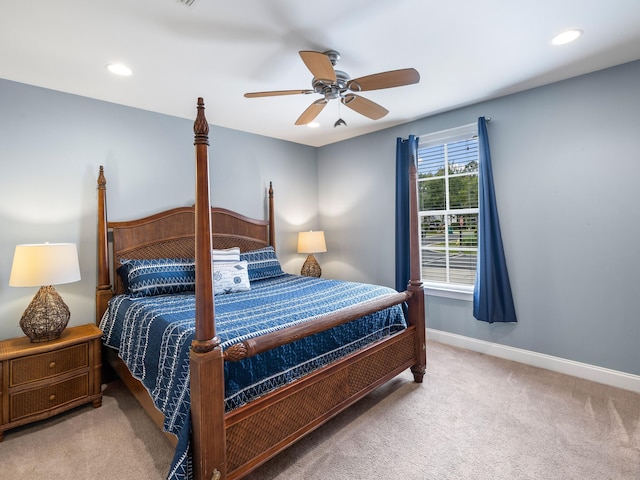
left=9, top=243, right=81, bottom=342
left=297, top=231, right=327, bottom=277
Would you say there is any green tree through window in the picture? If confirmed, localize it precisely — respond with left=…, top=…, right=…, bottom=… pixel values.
left=417, top=126, right=479, bottom=286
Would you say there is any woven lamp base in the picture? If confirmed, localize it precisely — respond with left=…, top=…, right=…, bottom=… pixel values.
left=301, top=254, right=322, bottom=277
left=19, top=286, right=71, bottom=343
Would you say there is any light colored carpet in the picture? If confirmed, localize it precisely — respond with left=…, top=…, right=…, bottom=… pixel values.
left=2, top=375, right=174, bottom=479
left=2, top=341, right=639, bottom=479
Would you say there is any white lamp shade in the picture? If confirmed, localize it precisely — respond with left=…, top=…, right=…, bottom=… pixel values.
left=9, top=243, right=81, bottom=287
left=297, top=231, right=327, bottom=254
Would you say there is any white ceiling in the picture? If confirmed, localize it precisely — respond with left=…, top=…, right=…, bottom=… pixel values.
left=2, top=0, right=640, bottom=147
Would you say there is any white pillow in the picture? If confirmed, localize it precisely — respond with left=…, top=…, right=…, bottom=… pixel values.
left=213, top=260, right=250, bottom=295
left=212, top=247, right=240, bottom=263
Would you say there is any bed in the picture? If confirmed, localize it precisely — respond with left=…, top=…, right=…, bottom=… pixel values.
left=95, top=97, right=426, bottom=480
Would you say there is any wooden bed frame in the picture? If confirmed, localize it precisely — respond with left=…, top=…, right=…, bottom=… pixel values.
left=95, top=97, right=426, bottom=480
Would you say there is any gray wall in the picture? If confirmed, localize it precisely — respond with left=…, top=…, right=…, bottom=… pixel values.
left=0, top=79, right=318, bottom=340
left=318, top=60, right=640, bottom=376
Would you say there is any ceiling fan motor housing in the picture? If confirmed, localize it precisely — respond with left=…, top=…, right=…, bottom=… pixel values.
left=312, top=70, right=350, bottom=100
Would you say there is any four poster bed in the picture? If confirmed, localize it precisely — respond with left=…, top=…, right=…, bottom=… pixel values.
left=95, top=98, right=426, bottom=480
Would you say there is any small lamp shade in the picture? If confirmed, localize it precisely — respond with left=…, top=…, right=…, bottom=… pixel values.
left=297, top=231, right=327, bottom=254
left=297, top=231, right=327, bottom=277
left=10, top=243, right=81, bottom=287
left=9, top=243, right=81, bottom=342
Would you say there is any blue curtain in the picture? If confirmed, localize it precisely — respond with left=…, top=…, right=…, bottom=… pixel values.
left=473, top=117, right=517, bottom=323
left=395, top=135, right=418, bottom=293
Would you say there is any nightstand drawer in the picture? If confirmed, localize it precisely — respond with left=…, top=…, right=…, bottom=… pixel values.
left=9, top=373, right=89, bottom=421
left=9, top=344, right=89, bottom=387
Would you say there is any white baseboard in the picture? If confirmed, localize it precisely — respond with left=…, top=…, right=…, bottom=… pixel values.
left=427, top=328, right=640, bottom=393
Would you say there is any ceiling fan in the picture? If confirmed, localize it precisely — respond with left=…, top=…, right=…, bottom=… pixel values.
left=244, top=50, right=420, bottom=126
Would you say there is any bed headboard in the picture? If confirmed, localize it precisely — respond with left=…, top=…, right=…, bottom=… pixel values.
left=95, top=166, right=275, bottom=321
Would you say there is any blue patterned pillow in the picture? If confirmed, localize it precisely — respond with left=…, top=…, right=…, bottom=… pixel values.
left=119, top=258, right=196, bottom=297
left=240, top=246, right=285, bottom=281
left=213, top=261, right=250, bottom=295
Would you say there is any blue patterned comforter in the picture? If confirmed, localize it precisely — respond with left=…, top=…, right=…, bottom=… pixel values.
left=100, top=273, right=407, bottom=480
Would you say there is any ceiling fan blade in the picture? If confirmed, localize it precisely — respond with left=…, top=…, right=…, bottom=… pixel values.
left=244, top=89, right=314, bottom=98
left=295, top=99, right=328, bottom=125
left=299, top=51, right=336, bottom=83
left=341, top=94, right=389, bottom=120
left=347, top=68, right=420, bottom=92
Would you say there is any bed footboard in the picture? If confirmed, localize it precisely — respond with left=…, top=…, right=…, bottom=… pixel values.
left=225, top=328, right=417, bottom=478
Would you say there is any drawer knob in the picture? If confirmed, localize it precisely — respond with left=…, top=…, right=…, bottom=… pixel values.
left=49, top=394, right=56, bottom=401
left=49, top=361, right=56, bottom=369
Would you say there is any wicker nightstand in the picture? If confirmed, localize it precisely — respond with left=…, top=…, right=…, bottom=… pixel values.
left=0, top=324, right=102, bottom=441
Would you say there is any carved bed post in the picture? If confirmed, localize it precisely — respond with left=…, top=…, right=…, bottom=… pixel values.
left=189, top=98, right=227, bottom=480
left=96, top=165, right=113, bottom=324
left=407, top=155, right=427, bottom=383
left=268, top=181, right=275, bottom=250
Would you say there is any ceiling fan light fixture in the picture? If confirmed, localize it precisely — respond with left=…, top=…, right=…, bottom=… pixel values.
left=552, top=29, right=583, bottom=45
left=307, top=122, right=320, bottom=128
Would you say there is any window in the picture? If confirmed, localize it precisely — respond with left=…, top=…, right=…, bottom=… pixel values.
left=418, top=124, right=479, bottom=289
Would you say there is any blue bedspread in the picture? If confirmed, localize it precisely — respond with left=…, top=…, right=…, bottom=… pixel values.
left=100, top=274, right=406, bottom=480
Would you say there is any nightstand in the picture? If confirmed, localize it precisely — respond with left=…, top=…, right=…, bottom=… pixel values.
left=0, top=324, right=102, bottom=441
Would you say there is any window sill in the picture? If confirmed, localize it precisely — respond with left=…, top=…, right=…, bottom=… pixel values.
left=423, top=283, right=473, bottom=301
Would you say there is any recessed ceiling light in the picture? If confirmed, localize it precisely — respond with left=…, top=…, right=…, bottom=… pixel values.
left=307, top=122, right=320, bottom=128
left=107, top=63, right=133, bottom=76
left=552, top=29, right=583, bottom=46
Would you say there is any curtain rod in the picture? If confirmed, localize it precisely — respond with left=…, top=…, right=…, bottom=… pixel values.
left=400, top=117, right=491, bottom=142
